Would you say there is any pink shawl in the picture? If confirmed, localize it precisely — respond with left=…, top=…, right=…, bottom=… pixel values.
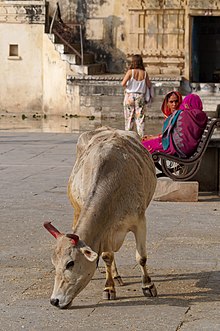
left=142, top=94, right=208, bottom=157
left=171, top=94, right=208, bottom=157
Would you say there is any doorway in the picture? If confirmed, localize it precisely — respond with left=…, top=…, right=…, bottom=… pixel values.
left=191, top=16, right=220, bottom=82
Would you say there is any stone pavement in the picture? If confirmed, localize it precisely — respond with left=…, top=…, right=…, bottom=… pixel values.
left=0, top=132, right=220, bottom=331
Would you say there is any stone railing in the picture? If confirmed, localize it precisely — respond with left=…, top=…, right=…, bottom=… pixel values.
left=0, top=0, right=45, bottom=24
left=191, top=83, right=220, bottom=94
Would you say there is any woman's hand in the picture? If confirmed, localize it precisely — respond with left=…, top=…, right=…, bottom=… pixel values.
left=142, top=135, right=154, bottom=142
left=142, top=134, right=161, bottom=142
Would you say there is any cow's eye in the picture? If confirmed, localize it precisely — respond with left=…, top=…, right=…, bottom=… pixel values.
left=66, top=261, right=75, bottom=269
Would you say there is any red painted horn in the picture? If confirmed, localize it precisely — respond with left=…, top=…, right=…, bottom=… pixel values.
left=66, top=233, right=79, bottom=246
left=44, top=221, right=62, bottom=239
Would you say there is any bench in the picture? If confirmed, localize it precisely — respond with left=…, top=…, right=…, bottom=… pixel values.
left=152, top=117, right=220, bottom=181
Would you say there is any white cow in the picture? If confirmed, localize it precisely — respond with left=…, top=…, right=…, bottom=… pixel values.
left=44, top=126, right=157, bottom=309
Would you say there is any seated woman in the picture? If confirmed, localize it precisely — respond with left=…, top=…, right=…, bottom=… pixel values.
left=161, top=90, right=183, bottom=118
left=142, top=90, right=182, bottom=141
left=142, top=93, right=208, bottom=158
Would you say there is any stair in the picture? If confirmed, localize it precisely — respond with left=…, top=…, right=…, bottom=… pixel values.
left=70, top=62, right=106, bottom=75
left=48, top=22, right=106, bottom=76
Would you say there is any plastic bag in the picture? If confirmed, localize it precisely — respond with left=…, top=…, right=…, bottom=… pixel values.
left=145, top=85, right=154, bottom=103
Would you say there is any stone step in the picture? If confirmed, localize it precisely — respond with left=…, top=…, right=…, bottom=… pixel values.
left=153, top=178, right=199, bottom=202
left=54, top=42, right=96, bottom=66
left=60, top=53, right=76, bottom=64
left=48, top=33, right=55, bottom=43
left=48, top=33, right=80, bottom=54
left=64, top=43, right=82, bottom=54
left=54, top=42, right=82, bottom=55
left=54, top=43, right=65, bottom=54
left=75, top=53, right=95, bottom=65
left=48, top=33, right=106, bottom=75
left=70, top=63, right=106, bottom=75
left=61, top=52, right=95, bottom=65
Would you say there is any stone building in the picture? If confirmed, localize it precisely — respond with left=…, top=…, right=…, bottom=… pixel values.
left=1, top=0, right=220, bottom=117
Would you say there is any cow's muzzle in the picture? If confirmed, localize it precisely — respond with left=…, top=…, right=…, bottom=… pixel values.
left=50, top=297, right=72, bottom=309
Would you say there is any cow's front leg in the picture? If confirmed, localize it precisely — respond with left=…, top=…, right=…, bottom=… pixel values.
left=101, top=252, right=116, bottom=300
left=112, top=255, right=124, bottom=286
left=138, top=256, right=157, bottom=297
left=134, top=216, right=157, bottom=297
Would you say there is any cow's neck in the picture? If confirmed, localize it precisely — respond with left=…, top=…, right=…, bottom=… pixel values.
left=74, top=201, right=113, bottom=253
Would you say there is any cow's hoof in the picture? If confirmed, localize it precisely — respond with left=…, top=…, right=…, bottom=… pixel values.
left=114, top=275, right=124, bottom=286
left=142, top=283, right=157, bottom=297
left=103, top=289, right=116, bottom=300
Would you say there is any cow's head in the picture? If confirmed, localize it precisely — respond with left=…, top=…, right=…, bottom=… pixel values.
left=44, top=222, right=98, bottom=309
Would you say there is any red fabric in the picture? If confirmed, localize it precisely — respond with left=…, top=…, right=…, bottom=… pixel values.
left=142, top=136, right=173, bottom=154
left=161, top=91, right=182, bottom=117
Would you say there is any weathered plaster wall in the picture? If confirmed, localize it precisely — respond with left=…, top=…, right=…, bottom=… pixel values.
left=47, top=0, right=187, bottom=74
left=47, top=0, right=220, bottom=78
left=42, top=34, right=71, bottom=115
left=1, top=0, right=220, bottom=117
left=67, top=77, right=124, bottom=118
left=0, top=23, right=44, bottom=113
left=84, top=1, right=128, bottom=72
left=41, top=0, right=220, bottom=81
left=48, top=0, right=129, bottom=72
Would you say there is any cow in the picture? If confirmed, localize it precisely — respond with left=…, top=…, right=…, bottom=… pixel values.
left=44, top=126, right=157, bottom=309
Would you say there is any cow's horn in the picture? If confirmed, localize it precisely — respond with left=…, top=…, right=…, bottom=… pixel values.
left=43, top=221, right=62, bottom=239
left=66, top=233, right=79, bottom=246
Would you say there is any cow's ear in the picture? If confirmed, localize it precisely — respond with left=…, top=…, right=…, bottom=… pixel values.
left=79, top=246, right=98, bottom=262
left=66, top=233, right=79, bottom=246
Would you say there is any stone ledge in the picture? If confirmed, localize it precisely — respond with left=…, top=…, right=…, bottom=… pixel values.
left=67, top=74, right=182, bottom=82
left=0, top=2, right=45, bottom=24
left=153, top=178, right=199, bottom=202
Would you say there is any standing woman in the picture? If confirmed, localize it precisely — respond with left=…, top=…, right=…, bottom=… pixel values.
left=121, top=54, right=151, bottom=138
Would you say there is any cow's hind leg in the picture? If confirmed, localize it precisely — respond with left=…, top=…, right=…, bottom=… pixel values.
left=134, top=216, right=157, bottom=297
left=101, top=252, right=116, bottom=300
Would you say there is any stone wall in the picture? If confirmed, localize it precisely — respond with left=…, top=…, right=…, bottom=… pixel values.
left=46, top=0, right=220, bottom=78
left=42, top=34, right=71, bottom=115
left=1, top=0, right=220, bottom=117
left=0, top=1, right=46, bottom=114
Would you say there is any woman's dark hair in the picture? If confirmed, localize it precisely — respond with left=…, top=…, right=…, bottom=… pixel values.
left=166, top=91, right=179, bottom=102
left=129, top=54, right=145, bottom=70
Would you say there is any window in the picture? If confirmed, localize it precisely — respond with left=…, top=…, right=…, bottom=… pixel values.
left=9, top=44, right=18, bottom=56
left=8, top=44, right=21, bottom=60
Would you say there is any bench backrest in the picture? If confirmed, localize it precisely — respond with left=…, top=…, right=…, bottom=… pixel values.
left=190, top=118, right=220, bottom=161
left=151, top=117, right=220, bottom=181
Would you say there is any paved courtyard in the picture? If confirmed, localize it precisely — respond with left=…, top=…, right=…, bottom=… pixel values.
left=0, top=132, right=220, bottom=331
